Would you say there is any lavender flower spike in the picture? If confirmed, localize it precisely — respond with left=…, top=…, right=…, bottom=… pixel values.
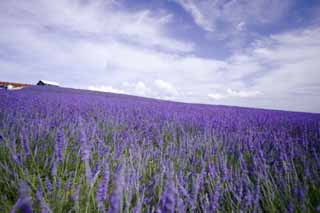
left=55, top=129, right=66, bottom=162
left=79, top=127, right=92, bottom=184
left=20, top=132, right=30, bottom=156
left=160, top=170, right=177, bottom=213
left=96, top=166, right=110, bottom=211
left=79, top=125, right=90, bottom=162
left=36, top=186, right=52, bottom=213
left=10, top=181, right=32, bottom=213
left=109, top=163, right=125, bottom=213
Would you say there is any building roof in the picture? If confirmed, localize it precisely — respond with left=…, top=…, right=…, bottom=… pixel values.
left=37, top=80, right=60, bottom=86
left=0, top=81, right=32, bottom=87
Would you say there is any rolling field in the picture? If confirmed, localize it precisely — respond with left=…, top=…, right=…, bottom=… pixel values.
left=0, top=86, right=320, bottom=212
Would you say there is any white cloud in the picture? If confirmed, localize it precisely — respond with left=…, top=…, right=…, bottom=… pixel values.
left=252, top=28, right=320, bottom=63
left=174, top=0, right=215, bottom=32
left=0, top=0, right=193, bottom=53
left=229, top=27, right=320, bottom=112
left=117, top=9, right=194, bottom=52
left=227, top=89, right=261, bottom=98
left=204, top=27, right=320, bottom=112
left=88, top=85, right=125, bottom=94
left=236, top=22, right=246, bottom=31
left=208, top=89, right=261, bottom=100
left=154, top=80, right=179, bottom=97
left=208, top=93, right=226, bottom=100
left=174, top=0, right=291, bottom=36
left=134, top=81, right=152, bottom=97
left=88, top=81, right=154, bottom=97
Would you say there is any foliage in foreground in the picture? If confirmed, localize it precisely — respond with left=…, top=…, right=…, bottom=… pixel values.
left=0, top=86, right=320, bottom=212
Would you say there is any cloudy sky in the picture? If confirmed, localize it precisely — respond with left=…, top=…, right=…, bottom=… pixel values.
left=1, top=0, right=320, bottom=113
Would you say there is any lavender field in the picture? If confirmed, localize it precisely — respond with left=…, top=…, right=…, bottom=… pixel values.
left=0, top=86, right=320, bottom=212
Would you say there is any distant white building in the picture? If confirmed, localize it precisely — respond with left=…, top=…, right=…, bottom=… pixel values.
left=37, top=80, right=60, bottom=86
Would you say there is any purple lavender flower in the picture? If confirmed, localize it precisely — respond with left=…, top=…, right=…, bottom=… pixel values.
left=109, top=163, right=125, bottom=213
left=20, top=132, right=30, bottom=156
left=160, top=171, right=177, bottom=213
left=79, top=128, right=90, bottom=161
left=191, top=173, right=202, bottom=210
left=133, top=192, right=144, bottom=213
left=56, top=178, right=61, bottom=190
left=85, top=160, right=93, bottom=186
left=96, top=166, right=109, bottom=211
left=64, top=179, right=72, bottom=191
left=176, top=197, right=185, bottom=213
left=55, top=129, right=66, bottom=162
left=287, top=202, right=294, bottom=213
left=10, top=137, right=21, bottom=165
left=71, top=184, right=81, bottom=202
left=36, top=186, right=52, bottom=213
left=51, top=161, right=57, bottom=177
left=45, top=177, right=52, bottom=193
left=210, top=182, right=221, bottom=212
left=79, top=127, right=92, bottom=184
left=253, top=183, right=261, bottom=211
left=10, top=181, right=32, bottom=213
left=36, top=186, right=42, bottom=201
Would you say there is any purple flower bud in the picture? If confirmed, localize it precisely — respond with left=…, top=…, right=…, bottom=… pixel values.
left=85, top=159, right=93, bottom=185
left=64, top=179, right=72, bottom=191
left=56, top=178, right=61, bottom=190
left=11, top=150, right=21, bottom=165
left=191, top=173, right=202, bottom=209
left=45, top=177, right=52, bottom=193
left=160, top=171, right=177, bottom=213
left=210, top=182, right=221, bottom=212
left=133, top=192, right=144, bottom=213
left=71, top=184, right=81, bottom=202
left=79, top=128, right=90, bottom=161
left=109, top=164, right=125, bottom=213
left=36, top=186, right=42, bottom=201
left=20, top=133, right=30, bottom=156
left=51, top=161, right=57, bottom=177
left=96, top=167, right=109, bottom=211
left=287, top=202, right=294, bottom=213
left=55, top=130, right=66, bottom=162
left=36, top=186, right=52, bottom=213
left=10, top=181, right=32, bottom=213
left=176, top=197, right=185, bottom=213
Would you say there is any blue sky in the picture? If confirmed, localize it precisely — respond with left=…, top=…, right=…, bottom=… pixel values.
left=1, top=0, right=320, bottom=113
